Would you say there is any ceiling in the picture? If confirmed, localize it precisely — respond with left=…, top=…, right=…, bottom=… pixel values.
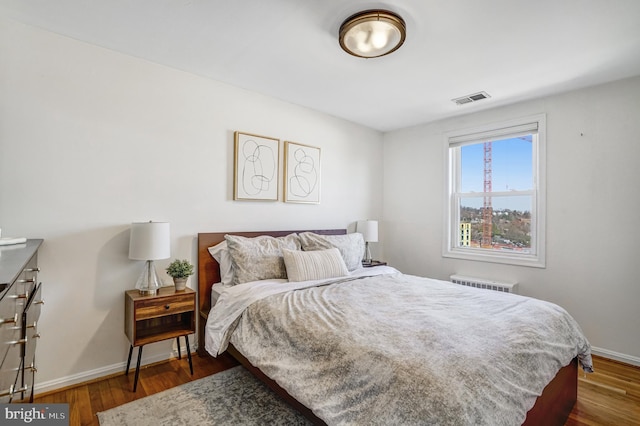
left=2, top=0, right=640, bottom=132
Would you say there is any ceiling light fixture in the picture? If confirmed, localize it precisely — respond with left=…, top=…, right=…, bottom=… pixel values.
left=339, top=10, right=406, bottom=58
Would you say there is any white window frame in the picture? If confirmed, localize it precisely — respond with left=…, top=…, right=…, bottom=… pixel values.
left=443, top=114, right=546, bottom=268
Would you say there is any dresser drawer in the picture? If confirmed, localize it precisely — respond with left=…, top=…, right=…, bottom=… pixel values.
left=0, top=285, right=21, bottom=368
left=2, top=293, right=28, bottom=323
left=0, top=325, right=24, bottom=402
left=0, top=361, right=21, bottom=403
left=135, top=293, right=194, bottom=320
left=15, top=257, right=39, bottom=297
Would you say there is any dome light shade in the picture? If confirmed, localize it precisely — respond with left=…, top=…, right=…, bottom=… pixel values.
left=339, top=10, right=406, bottom=58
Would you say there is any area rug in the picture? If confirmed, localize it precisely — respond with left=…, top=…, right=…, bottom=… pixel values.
left=97, top=366, right=312, bottom=425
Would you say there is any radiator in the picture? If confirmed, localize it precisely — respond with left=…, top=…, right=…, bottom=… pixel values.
left=450, top=274, right=518, bottom=294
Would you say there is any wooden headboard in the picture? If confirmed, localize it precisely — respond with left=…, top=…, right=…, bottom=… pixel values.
left=196, top=229, right=346, bottom=355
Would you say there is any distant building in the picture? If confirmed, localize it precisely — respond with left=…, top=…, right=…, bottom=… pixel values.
left=460, top=223, right=471, bottom=247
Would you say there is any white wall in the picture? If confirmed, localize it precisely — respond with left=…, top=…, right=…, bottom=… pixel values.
left=0, top=18, right=383, bottom=391
left=383, top=75, right=640, bottom=364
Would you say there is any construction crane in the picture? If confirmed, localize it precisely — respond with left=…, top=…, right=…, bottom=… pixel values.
left=482, top=141, right=492, bottom=248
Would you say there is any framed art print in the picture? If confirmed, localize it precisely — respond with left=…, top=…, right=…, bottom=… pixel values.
left=233, top=131, right=279, bottom=201
left=284, top=141, right=321, bottom=204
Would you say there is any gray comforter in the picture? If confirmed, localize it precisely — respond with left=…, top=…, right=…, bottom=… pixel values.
left=206, top=268, right=592, bottom=425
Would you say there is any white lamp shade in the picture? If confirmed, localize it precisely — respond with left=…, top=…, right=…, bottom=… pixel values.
left=357, top=220, right=379, bottom=243
left=129, top=222, right=171, bottom=260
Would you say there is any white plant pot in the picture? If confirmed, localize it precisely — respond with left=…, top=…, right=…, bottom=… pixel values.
left=173, top=277, right=188, bottom=291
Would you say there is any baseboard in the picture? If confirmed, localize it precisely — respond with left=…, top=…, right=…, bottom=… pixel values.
left=591, top=346, right=640, bottom=367
left=34, top=346, right=189, bottom=395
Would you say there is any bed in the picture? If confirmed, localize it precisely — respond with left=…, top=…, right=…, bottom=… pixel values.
left=197, top=230, right=592, bottom=425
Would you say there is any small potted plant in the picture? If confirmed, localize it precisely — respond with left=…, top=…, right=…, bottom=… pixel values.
left=165, top=259, right=194, bottom=291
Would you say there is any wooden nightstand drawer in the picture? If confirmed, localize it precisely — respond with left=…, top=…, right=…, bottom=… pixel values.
left=135, top=294, right=194, bottom=320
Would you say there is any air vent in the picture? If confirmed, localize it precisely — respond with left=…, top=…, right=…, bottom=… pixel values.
left=452, top=91, right=491, bottom=106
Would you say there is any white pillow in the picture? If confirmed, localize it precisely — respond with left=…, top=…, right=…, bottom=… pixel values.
left=207, top=241, right=234, bottom=286
left=298, top=232, right=365, bottom=271
left=283, top=248, right=349, bottom=282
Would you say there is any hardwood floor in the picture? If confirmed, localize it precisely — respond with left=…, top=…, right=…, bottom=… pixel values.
left=567, top=356, right=640, bottom=426
left=32, top=352, right=239, bottom=426
left=31, top=354, right=639, bottom=426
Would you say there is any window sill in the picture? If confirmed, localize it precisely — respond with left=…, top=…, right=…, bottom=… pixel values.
left=443, top=248, right=545, bottom=268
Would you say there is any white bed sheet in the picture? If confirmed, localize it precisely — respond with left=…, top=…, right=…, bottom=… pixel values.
left=210, top=282, right=226, bottom=306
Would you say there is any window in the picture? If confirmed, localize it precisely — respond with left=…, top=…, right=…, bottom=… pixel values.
left=443, top=114, right=546, bottom=267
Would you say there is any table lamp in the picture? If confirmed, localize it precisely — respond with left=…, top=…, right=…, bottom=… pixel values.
left=129, top=221, right=170, bottom=295
left=357, top=220, right=378, bottom=264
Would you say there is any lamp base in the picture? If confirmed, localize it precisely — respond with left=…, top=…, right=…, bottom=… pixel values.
left=135, top=260, right=162, bottom=296
left=363, top=242, right=373, bottom=263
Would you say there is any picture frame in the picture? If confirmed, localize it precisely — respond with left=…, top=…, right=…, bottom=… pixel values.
left=284, top=141, right=321, bottom=204
left=233, top=131, right=280, bottom=201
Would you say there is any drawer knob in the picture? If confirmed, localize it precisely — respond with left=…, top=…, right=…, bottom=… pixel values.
left=164, top=304, right=170, bottom=310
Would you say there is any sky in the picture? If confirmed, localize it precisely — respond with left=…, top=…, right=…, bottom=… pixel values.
left=460, top=135, right=533, bottom=212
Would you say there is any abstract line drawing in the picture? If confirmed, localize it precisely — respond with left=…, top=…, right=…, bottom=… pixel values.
left=241, top=139, right=276, bottom=195
left=284, top=141, right=321, bottom=204
left=234, top=132, right=279, bottom=201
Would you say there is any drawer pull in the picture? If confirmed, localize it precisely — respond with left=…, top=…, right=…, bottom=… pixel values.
left=32, top=333, right=41, bottom=339
left=23, top=268, right=40, bottom=273
left=165, top=304, right=170, bottom=310
left=6, top=338, right=27, bottom=346
left=34, top=300, right=45, bottom=305
left=18, top=278, right=35, bottom=283
left=0, top=314, right=18, bottom=325
left=0, top=384, right=28, bottom=398
left=27, top=321, right=37, bottom=329
left=8, top=293, right=28, bottom=300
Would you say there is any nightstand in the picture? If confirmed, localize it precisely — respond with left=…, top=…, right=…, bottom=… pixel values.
left=124, top=286, right=195, bottom=391
left=362, top=260, right=387, bottom=267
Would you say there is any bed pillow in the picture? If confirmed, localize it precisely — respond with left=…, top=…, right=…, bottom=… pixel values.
left=225, top=233, right=302, bottom=285
left=207, top=241, right=234, bottom=286
left=283, top=248, right=349, bottom=282
left=298, top=232, right=365, bottom=271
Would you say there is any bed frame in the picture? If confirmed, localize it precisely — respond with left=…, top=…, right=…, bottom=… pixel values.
left=197, top=230, right=577, bottom=426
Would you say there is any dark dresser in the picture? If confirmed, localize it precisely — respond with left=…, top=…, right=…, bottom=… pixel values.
left=0, top=239, right=43, bottom=402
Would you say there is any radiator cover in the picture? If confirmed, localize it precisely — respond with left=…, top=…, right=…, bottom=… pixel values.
left=450, top=274, right=518, bottom=294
